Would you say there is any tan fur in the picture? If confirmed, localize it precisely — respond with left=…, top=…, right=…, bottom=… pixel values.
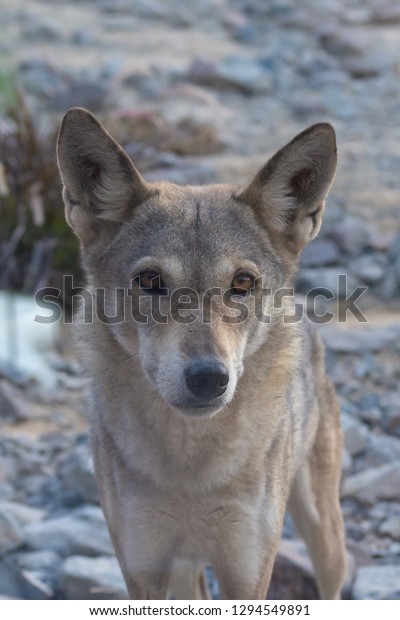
left=57, top=108, right=346, bottom=600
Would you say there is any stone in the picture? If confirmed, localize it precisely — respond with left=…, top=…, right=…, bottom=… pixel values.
left=161, top=118, right=224, bottom=156
left=58, top=446, right=99, bottom=504
left=0, top=380, right=28, bottom=422
left=367, top=432, right=400, bottom=464
left=188, top=56, right=272, bottom=95
left=22, top=18, right=63, bottom=42
left=319, top=28, right=365, bottom=58
left=352, top=565, right=400, bottom=599
left=0, top=507, right=24, bottom=554
left=372, top=5, right=400, bottom=24
left=144, top=161, right=217, bottom=185
left=18, top=59, right=68, bottom=98
left=59, top=556, right=127, bottom=600
left=11, top=549, right=61, bottom=574
left=349, top=254, right=387, bottom=285
left=9, top=550, right=61, bottom=589
left=341, top=463, right=400, bottom=504
left=268, top=539, right=318, bottom=600
left=47, top=81, right=108, bottom=112
left=379, top=515, right=400, bottom=540
left=296, top=268, right=358, bottom=298
left=342, top=448, right=352, bottom=474
left=380, top=392, right=400, bottom=435
left=0, top=502, right=45, bottom=526
left=328, top=217, right=372, bottom=257
left=0, top=559, right=52, bottom=600
left=320, top=326, right=400, bottom=354
left=341, top=414, right=368, bottom=457
left=300, top=239, right=340, bottom=268
left=24, top=506, right=113, bottom=557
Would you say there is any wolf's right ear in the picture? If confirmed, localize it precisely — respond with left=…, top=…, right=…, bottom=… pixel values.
left=57, top=107, right=151, bottom=245
left=237, top=123, right=337, bottom=253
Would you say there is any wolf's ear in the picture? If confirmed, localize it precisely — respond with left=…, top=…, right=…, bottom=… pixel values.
left=57, top=107, right=151, bottom=245
left=237, top=123, right=337, bottom=251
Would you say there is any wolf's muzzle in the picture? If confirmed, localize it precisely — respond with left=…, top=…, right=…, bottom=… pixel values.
left=184, top=359, right=229, bottom=401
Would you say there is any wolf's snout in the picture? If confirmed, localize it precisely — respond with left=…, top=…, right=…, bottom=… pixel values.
left=185, top=359, right=229, bottom=400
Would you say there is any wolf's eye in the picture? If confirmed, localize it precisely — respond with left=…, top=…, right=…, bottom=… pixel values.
left=136, top=270, right=166, bottom=294
left=231, top=273, right=255, bottom=296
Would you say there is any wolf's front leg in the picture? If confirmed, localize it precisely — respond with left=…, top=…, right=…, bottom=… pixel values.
left=211, top=496, right=287, bottom=599
left=104, top=504, right=177, bottom=599
left=93, top=439, right=183, bottom=599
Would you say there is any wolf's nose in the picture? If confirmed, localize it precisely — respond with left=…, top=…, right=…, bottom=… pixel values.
left=185, top=360, right=229, bottom=400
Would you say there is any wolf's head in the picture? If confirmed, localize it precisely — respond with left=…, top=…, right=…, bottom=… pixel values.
left=57, top=108, right=336, bottom=417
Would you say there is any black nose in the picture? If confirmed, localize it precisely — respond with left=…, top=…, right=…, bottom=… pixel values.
left=185, top=360, right=229, bottom=400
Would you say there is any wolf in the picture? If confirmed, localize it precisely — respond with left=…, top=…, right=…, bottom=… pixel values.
left=57, top=108, right=346, bottom=600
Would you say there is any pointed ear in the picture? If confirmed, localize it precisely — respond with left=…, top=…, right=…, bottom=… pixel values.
left=237, top=123, right=337, bottom=251
left=57, top=107, right=151, bottom=245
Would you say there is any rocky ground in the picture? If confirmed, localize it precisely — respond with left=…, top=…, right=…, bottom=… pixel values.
left=0, top=0, right=400, bottom=600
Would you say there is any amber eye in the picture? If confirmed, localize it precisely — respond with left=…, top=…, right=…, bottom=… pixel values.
left=136, top=270, right=166, bottom=294
left=231, top=273, right=255, bottom=296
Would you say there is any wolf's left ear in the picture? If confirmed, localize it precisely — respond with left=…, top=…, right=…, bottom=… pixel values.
left=57, top=107, right=151, bottom=245
left=237, top=123, right=337, bottom=251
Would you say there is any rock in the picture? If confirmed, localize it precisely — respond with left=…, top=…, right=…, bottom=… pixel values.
left=300, top=239, right=340, bottom=268
left=18, top=59, right=68, bottom=98
left=354, top=393, right=382, bottom=426
left=141, top=153, right=217, bottom=185
left=105, top=110, right=223, bottom=156
left=380, top=392, right=400, bottom=435
left=367, top=432, right=400, bottom=464
left=24, top=506, right=113, bottom=557
left=59, top=556, right=127, bottom=600
left=341, top=415, right=369, bottom=457
left=161, top=118, right=224, bottom=156
left=342, top=448, right=353, bottom=474
left=379, top=515, right=400, bottom=540
left=320, top=326, right=400, bottom=354
left=341, top=57, right=383, bottom=80
left=222, top=11, right=255, bottom=44
left=10, top=549, right=61, bottom=574
left=0, top=558, right=52, bottom=600
left=352, top=565, right=400, bottom=599
left=188, top=56, right=272, bottom=95
left=58, top=446, right=99, bottom=504
left=0, top=380, right=30, bottom=422
left=349, top=254, right=387, bottom=285
left=296, top=268, right=358, bottom=298
left=22, top=18, right=63, bottom=42
left=291, top=97, right=329, bottom=119
left=372, top=5, right=400, bottom=24
left=47, top=81, right=108, bottom=112
left=268, top=539, right=318, bottom=600
left=319, top=28, right=365, bottom=58
left=9, top=550, right=61, bottom=589
left=105, top=110, right=169, bottom=146
left=0, top=502, right=45, bottom=526
left=70, top=29, right=96, bottom=46
left=0, top=507, right=24, bottom=554
left=374, top=235, right=400, bottom=299
left=327, top=217, right=372, bottom=257
left=341, top=463, right=400, bottom=504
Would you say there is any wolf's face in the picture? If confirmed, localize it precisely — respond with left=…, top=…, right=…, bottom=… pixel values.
left=57, top=109, right=336, bottom=416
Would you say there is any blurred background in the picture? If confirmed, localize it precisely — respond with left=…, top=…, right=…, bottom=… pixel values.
left=0, top=0, right=399, bottom=600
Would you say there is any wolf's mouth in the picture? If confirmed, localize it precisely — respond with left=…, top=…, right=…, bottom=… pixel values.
left=171, top=400, right=225, bottom=417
